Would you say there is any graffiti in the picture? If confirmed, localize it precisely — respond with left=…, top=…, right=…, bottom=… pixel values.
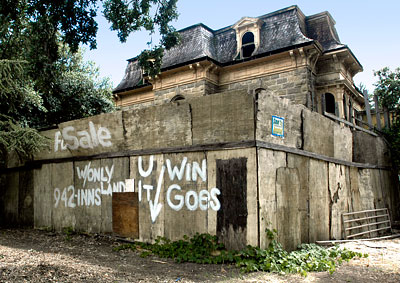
left=128, top=155, right=221, bottom=223
left=166, top=185, right=220, bottom=212
left=52, top=156, right=221, bottom=221
left=53, top=163, right=125, bottom=208
left=76, top=162, right=114, bottom=188
left=54, top=186, right=101, bottom=208
left=54, top=121, right=112, bottom=152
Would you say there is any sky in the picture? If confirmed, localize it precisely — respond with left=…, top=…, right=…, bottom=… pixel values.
left=83, top=0, right=400, bottom=93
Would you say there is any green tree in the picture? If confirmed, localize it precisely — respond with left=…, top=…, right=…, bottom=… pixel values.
left=374, top=67, right=400, bottom=118
left=30, top=46, right=115, bottom=128
left=0, top=59, right=48, bottom=164
left=0, top=0, right=180, bottom=164
left=374, top=67, right=400, bottom=169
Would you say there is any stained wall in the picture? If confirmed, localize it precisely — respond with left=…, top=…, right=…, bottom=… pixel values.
left=0, top=89, right=398, bottom=251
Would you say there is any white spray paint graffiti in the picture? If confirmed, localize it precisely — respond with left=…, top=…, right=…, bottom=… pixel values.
left=127, top=155, right=221, bottom=223
left=52, top=155, right=221, bottom=223
left=54, top=121, right=112, bottom=152
left=53, top=163, right=125, bottom=208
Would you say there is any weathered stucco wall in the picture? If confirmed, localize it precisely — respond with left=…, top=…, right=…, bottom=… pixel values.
left=1, top=89, right=398, bottom=251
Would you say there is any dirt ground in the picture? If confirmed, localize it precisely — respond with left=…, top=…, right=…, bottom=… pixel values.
left=0, top=228, right=399, bottom=282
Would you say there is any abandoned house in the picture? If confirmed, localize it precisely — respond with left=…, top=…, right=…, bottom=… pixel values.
left=113, top=5, right=364, bottom=122
left=1, top=6, right=399, bottom=251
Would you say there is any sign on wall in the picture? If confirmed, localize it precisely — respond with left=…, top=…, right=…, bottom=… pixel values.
left=271, top=115, right=284, bottom=138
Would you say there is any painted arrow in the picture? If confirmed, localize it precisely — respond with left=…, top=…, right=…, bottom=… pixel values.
left=149, top=164, right=165, bottom=223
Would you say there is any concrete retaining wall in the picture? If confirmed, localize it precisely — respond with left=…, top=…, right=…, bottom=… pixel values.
left=1, top=89, right=398, bottom=250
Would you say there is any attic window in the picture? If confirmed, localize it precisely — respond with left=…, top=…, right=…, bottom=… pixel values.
left=232, top=17, right=262, bottom=61
left=241, top=32, right=256, bottom=58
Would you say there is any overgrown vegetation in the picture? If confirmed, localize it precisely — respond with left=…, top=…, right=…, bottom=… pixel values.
left=113, top=229, right=366, bottom=276
left=374, top=67, right=400, bottom=169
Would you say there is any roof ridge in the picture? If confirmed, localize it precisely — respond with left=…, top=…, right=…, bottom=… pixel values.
left=178, top=23, right=215, bottom=34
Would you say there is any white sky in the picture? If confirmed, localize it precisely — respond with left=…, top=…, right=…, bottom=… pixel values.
left=84, top=0, right=400, bottom=93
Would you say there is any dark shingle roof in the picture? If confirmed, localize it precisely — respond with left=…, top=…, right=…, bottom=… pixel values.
left=114, top=6, right=347, bottom=93
left=305, top=11, right=345, bottom=51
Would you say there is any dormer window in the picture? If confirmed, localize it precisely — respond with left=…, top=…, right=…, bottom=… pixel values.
left=233, top=17, right=263, bottom=60
left=241, top=32, right=255, bottom=58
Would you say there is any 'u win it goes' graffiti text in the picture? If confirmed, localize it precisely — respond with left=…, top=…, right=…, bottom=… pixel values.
left=127, top=155, right=221, bottom=223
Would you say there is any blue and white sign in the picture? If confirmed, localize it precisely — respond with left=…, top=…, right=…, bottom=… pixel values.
left=271, top=115, right=284, bottom=138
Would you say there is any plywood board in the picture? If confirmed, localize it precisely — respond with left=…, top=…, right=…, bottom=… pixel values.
left=328, top=163, right=351, bottom=240
left=207, top=148, right=257, bottom=247
left=56, top=111, right=125, bottom=157
left=124, top=103, right=192, bottom=151
left=216, top=157, right=247, bottom=250
left=190, top=91, right=254, bottom=145
left=112, top=192, right=139, bottom=238
left=287, top=154, right=309, bottom=244
left=308, top=159, right=329, bottom=242
left=34, top=164, right=52, bottom=228
left=100, top=157, right=130, bottom=234
left=51, top=162, right=75, bottom=231
left=163, top=152, right=208, bottom=241
left=276, top=167, right=300, bottom=251
left=257, top=148, right=286, bottom=249
left=130, top=154, right=165, bottom=242
left=18, top=170, right=34, bottom=226
left=0, top=172, right=19, bottom=226
left=256, top=93, right=304, bottom=149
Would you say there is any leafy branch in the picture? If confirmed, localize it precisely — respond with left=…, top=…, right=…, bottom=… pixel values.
left=0, top=115, right=49, bottom=166
left=103, top=0, right=180, bottom=77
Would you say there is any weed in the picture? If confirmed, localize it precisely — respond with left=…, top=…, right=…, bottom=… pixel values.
left=62, top=227, right=75, bottom=241
left=113, top=228, right=365, bottom=276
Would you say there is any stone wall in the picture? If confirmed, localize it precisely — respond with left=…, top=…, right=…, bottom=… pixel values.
left=154, top=80, right=218, bottom=104
left=0, top=89, right=398, bottom=251
left=219, top=67, right=311, bottom=106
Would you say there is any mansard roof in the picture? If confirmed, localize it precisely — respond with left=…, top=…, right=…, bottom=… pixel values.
left=114, top=5, right=350, bottom=94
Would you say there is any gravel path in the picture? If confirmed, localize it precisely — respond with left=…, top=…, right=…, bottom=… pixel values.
left=0, top=228, right=399, bottom=282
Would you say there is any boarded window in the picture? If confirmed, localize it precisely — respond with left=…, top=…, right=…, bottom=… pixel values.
left=112, top=192, right=139, bottom=238
left=216, top=157, right=247, bottom=250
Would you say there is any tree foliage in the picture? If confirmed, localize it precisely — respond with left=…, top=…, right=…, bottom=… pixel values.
left=0, top=0, right=180, bottom=164
left=0, top=59, right=48, bottom=164
left=374, top=67, right=400, bottom=118
left=103, top=0, right=180, bottom=77
left=374, top=67, right=400, bottom=169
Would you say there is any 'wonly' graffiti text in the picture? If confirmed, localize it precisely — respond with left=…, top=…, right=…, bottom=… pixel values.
left=53, top=162, right=125, bottom=208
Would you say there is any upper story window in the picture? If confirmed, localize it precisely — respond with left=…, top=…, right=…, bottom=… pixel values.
left=323, top=93, right=336, bottom=115
left=232, top=17, right=263, bottom=60
left=241, top=32, right=255, bottom=58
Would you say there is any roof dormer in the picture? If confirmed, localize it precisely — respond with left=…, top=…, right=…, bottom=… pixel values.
left=232, top=17, right=263, bottom=59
